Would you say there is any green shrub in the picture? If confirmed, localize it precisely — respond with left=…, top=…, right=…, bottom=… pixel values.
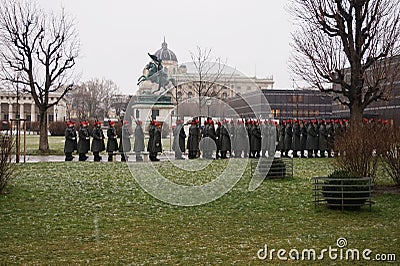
left=322, top=169, right=371, bottom=210
left=49, top=121, right=67, bottom=136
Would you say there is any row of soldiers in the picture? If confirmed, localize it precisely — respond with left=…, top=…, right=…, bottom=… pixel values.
left=64, top=119, right=163, bottom=162
left=64, top=120, right=133, bottom=162
left=65, top=117, right=366, bottom=162
left=277, top=119, right=348, bottom=158
left=172, top=118, right=276, bottom=160
left=172, top=118, right=353, bottom=159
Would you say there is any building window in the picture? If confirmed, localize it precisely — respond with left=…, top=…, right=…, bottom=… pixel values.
left=152, top=109, right=159, bottom=120
left=177, top=91, right=182, bottom=100
left=221, top=92, right=227, bottom=100
left=298, top=95, right=303, bottom=102
left=136, top=109, right=140, bottom=119
left=49, top=114, right=54, bottom=122
left=4, top=114, right=9, bottom=121
left=188, top=91, right=193, bottom=98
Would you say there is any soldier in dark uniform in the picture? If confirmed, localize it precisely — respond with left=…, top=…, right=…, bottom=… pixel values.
left=284, top=119, right=293, bottom=157
left=149, top=121, right=162, bottom=161
left=232, top=120, right=244, bottom=158
left=64, top=121, right=77, bottom=161
left=261, top=120, right=269, bottom=157
left=119, top=120, right=132, bottom=162
left=220, top=120, right=231, bottom=159
left=318, top=120, right=328, bottom=158
left=106, top=121, right=118, bottom=162
left=133, top=120, right=145, bottom=161
left=91, top=121, right=105, bottom=161
left=215, top=121, right=222, bottom=159
left=300, top=120, right=308, bottom=158
left=326, top=119, right=335, bottom=157
left=201, top=120, right=210, bottom=159
left=247, top=120, right=255, bottom=158
left=228, top=120, right=235, bottom=157
left=173, top=120, right=185, bottom=160
left=306, top=120, right=318, bottom=158
left=77, top=121, right=90, bottom=161
left=147, top=120, right=155, bottom=161
left=267, top=120, right=276, bottom=157
left=188, top=120, right=200, bottom=159
left=243, top=120, right=251, bottom=158
left=178, top=120, right=186, bottom=156
left=202, top=118, right=216, bottom=159
left=278, top=120, right=286, bottom=157
left=292, top=120, right=301, bottom=158
left=250, top=120, right=261, bottom=158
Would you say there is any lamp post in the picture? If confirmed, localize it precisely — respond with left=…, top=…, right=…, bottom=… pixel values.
left=206, top=97, right=212, bottom=118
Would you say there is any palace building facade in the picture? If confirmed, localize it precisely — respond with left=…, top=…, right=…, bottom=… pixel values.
left=0, top=90, right=67, bottom=123
left=136, top=39, right=275, bottom=101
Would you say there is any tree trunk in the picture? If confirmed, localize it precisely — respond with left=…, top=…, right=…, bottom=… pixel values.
left=349, top=102, right=364, bottom=126
left=38, top=108, right=49, bottom=152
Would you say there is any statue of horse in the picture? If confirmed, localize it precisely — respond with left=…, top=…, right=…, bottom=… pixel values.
left=137, top=53, right=173, bottom=93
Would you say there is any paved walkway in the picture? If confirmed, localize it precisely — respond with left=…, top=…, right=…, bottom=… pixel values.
left=11, top=151, right=178, bottom=163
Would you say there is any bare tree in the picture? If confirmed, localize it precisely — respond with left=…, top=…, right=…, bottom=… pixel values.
left=290, top=0, right=400, bottom=123
left=0, top=0, right=80, bottom=152
left=182, top=47, right=234, bottom=117
left=71, top=78, right=120, bottom=120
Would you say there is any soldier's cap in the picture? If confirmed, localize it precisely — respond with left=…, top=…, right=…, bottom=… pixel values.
left=66, top=121, right=75, bottom=126
left=377, top=119, right=382, bottom=123
left=123, top=120, right=130, bottom=125
left=137, top=120, right=143, bottom=125
left=217, top=121, right=221, bottom=125
left=384, top=119, right=389, bottom=124
left=79, top=121, right=85, bottom=126
left=150, top=120, right=155, bottom=125
left=109, top=121, right=115, bottom=126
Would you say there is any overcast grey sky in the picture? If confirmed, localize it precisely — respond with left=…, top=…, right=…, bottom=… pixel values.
left=38, top=0, right=293, bottom=95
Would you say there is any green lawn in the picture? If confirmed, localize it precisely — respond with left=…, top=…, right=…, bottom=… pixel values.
left=0, top=158, right=399, bottom=265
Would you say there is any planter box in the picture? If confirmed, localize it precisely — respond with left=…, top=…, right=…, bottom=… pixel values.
left=251, top=157, right=293, bottom=179
left=313, top=176, right=374, bottom=211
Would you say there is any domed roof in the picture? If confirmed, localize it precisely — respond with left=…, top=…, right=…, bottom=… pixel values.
left=154, top=38, right=178, bottom=62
